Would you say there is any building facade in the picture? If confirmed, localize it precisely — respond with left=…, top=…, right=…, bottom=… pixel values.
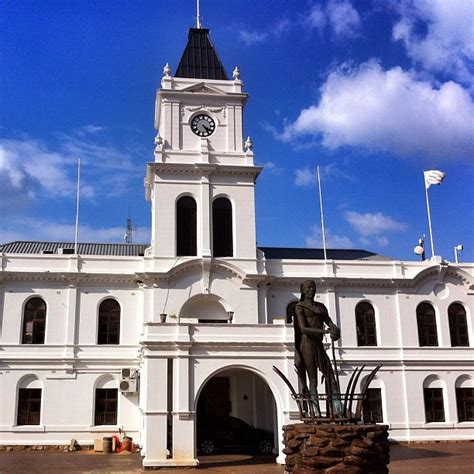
left=0, top=27, right=473, bottom=468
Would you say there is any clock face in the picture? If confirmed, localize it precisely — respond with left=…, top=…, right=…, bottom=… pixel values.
left=191, top=114, right=216, bottom=137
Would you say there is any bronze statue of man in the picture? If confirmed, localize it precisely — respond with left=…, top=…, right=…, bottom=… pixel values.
left=294, top=280, right=340, bottom=414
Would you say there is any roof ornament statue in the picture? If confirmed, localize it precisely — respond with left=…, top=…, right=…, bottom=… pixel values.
left=245, top=136, right=253, bottom=151
left=232, top=66, right=241, bottom=81
left=163, top=63, right=171, bottom=77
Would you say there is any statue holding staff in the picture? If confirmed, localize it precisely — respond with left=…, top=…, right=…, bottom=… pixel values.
left=294, top=280, right=341, bottom=415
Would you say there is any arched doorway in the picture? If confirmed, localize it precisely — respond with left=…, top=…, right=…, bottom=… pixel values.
left=196, top=368, right=277, bottom=456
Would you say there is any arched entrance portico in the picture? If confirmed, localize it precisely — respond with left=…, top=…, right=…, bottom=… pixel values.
left=195, top=367, right=278, bottom=456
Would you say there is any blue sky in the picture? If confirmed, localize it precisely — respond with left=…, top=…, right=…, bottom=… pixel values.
left=1, top=0, right=473, bottom=262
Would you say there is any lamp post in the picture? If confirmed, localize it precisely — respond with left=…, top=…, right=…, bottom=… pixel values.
left=414, top=235, right=426, bottom=261
left=454, top=244, right=463, bottom=264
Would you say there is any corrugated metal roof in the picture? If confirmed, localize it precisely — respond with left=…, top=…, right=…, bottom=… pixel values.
left=0, top=242, right=390, bottom=260
left=0, top=241, right=148, bottom=256
left=175, top=28, right=229, bottom=80
left=258, top=247, right=392, bottom=261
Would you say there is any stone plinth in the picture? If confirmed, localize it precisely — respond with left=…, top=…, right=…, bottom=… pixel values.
left=283, top=423, right=389, bottom=473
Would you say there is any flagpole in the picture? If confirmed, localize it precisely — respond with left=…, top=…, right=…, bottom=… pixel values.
left=317, top=165, right=327, bottom=260
left=74, top=158, right=81, bottom=255
left=424, top=183, right=435, bottom=258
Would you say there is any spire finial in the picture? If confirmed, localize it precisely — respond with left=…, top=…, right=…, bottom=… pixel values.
left=196, top=0, right=202, bottom=28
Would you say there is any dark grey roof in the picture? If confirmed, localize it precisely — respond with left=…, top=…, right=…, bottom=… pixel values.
left=175, top=28, right=228, bottom=80
left=0, top=241, right=148, bottom=256
left=258, top=247, right=392, bottom=261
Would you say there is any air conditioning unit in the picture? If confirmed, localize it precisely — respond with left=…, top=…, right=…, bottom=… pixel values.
left=120, top=368, right=139, bottom=393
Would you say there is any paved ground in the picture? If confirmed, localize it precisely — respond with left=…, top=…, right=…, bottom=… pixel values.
left=0, top=442, right=473, bottom=473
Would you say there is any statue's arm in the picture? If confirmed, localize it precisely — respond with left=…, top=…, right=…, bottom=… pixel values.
left=321, top=306, right=341, bottom=341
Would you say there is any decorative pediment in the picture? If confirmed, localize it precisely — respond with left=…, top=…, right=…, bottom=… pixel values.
left=181, top=82, right=227, bottom=95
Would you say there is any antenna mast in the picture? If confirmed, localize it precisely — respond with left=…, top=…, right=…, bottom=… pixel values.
left=196, top=0, right=202, bottom=28
left=124, top=211, right=137, bottom=244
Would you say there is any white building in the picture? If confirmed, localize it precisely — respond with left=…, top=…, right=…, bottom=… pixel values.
left=0, top=27, right=472, bottom=468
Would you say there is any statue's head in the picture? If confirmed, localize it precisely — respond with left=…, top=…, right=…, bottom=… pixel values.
left=300, top=279, right=316, bottom=301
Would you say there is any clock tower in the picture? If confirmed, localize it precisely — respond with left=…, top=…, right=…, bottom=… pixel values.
left=145, top=27, right=261, bottom=264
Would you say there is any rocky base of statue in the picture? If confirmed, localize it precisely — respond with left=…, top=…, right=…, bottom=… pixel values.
left=282, top=423, right=389, bottom=473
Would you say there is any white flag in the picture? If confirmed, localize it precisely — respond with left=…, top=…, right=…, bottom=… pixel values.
left=424, top=170, right=446, bottom=189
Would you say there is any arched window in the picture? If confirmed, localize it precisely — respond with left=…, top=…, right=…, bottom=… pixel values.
left=356, top=302, right=377, bottom=346
left=423, top=377, right=445, bottom=422
left=22, top=297, right=46, bottom=344
left=176, top=196, right=197, bottom=256
left=286, top=301, right=298, bottom=324
left=448, top=303, right=469, bottom=347
left=98, top=299, right=120, bottom=345
left=212, top=197, right=233, bottom=257
left=455, top=376, right=473, bottom=422
left=17, top=376, right=42, bottom=426
left=94, top=375, right=118, bottom=426
left=417, top=302, right=438, bottom=347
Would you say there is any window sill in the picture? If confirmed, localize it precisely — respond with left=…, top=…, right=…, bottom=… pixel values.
left=11, top=425, right=45, bottom=432
left=89, top=425, right=119, bottom=431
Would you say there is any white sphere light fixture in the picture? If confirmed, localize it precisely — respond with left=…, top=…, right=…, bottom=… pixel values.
left=414, top=245, right=424, bottom=256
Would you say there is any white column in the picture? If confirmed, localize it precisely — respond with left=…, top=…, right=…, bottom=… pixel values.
left=171, top=346, right=198, bottom=466
left=141, top=356, right=169, bottom=467
left=201, top=173, right=212, bottom=257
left=64, top=284, right=78, bottom=357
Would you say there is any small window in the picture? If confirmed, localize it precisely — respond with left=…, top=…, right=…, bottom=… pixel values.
left=94, top=388, right=118, bottom=425
left=212, top=197, right=233, bottom=257
left=456, top=388, right=474, bottom=422
left=424, top=388, right=445, bottom=422
left=356, top=302, right=377, bottom=346
left=198, top=319, right=228, bottom=324
left=176, top=196, right=197, bottom=256
left=286, top=301, right=298, bottom=324
left=22, top=298, right=46, bottom=344
left=417, top=303, right=438, bottom=346
left=362, top=388, right=383, bottom=423
left=17, top=388, right=41, bottom=425
left=98, top=299, right=120, bottom=345
left=449, top=304, right=469, bottom=347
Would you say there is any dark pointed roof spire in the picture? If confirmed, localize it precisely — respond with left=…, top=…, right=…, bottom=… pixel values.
left=175, top=28, right=229, bottom=80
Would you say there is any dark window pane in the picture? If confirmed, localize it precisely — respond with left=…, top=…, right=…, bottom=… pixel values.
left=17, top=388, right=42, bottom=426
left=417, top=303, right=438, bottom=347
left=95, top=389, right=118, bottom=425
left=98, top=299, right=120, bottom=345
left=356, top=303, right=377, bottom=346
left=22, top=298, right=46, bottom=344
left=212, top=198, right=233, bottom=257
left=456, top=388, right=474, bottom=422
left=177, top=196, right=197, bottom=256
left=449, top=304, right=469, bottom=347
left=362, top=388, right=383, bottom=423
left=424, top=388, right=445, bottom=422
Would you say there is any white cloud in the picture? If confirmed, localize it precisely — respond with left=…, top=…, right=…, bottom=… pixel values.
left=281, top=60, right=474, bottom=160
left=305, top=225, right=353, bottom=248
left=294, top=162, right=352, bottom=187
left=295, top=167, right=317, bottom=186
left=345, top=211, right=407, bottom=236
left=306, top=1, right=360, bottom=38
left=238, top=29, right=268, bottom=46
left=327, top=0, right=361, bottom=38
left=259, top=161, right=283, bottom=175
left=0, top=130, right=143, bottom=213
left=393, top=0, right=474, bottom=85
left=376, top=236, right=389, bottom=247
left=307, top=4, right=327, bottom=32
left=0, top=217, right=150, bottom=244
